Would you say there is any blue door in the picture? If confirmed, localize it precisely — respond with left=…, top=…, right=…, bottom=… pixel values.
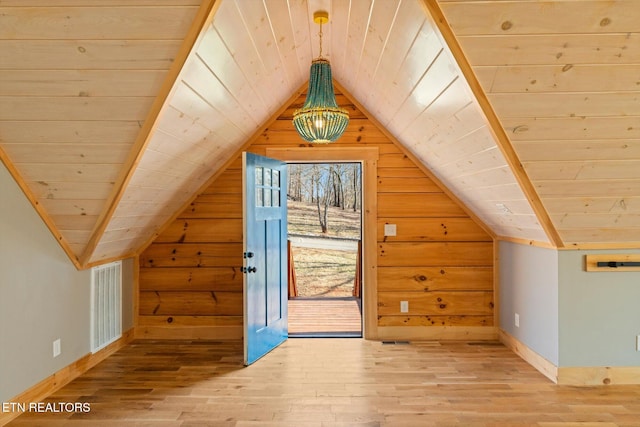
left=242, top=152, right=288, bottom=365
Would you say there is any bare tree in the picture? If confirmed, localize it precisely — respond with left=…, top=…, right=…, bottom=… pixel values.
left=288, top=164, right=303, bottom=201
left=314, top=164, right=330, bottom=233
left=287, top=162, right=362, bottom=233
left=351, top=164, right=359, bottom=211
left=332, top=165, right=345, bottom=209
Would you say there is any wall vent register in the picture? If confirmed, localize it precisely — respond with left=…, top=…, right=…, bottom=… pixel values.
left=90, top=261, right=122, bottom=353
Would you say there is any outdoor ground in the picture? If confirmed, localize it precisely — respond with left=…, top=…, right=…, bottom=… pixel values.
left=288, top=201, right=360, bottom=297
left=287, top=200, right=361, bottom=238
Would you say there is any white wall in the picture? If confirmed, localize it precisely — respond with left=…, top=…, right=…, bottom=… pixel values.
left=499, top=241, right=559, bottom=365
left=0, top=163, right=133, bottom=401
left=500, top=240, right=640, bottom=369
left=558, top=249, right=640, bottom=367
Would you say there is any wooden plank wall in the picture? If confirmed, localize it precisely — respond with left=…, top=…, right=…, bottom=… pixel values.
left=137, top=165, right=243, bottom=339
left=375, top=138, right=494, bottom=329
left=137, top=89, right=494, bottom=340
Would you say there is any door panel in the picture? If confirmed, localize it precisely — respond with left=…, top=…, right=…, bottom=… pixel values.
left=243, top=152, right=288, bottom=366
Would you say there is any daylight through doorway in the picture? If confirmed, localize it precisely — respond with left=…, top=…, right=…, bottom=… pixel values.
left=287, top=162, right=362, bottom=337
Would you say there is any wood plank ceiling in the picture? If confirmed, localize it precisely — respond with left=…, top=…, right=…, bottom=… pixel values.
left=438, top=0, right=640, bottom=246
left=0, top=0, right=638, bottom=267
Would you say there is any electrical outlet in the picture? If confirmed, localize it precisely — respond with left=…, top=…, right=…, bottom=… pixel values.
left=636, top=335, right=640, bottom=351
left=515, top=313, right=520, bottom=328
left=384, top=223, right=397, bottom=237
left=53, top=339, right=61, bottom=358
left=400, top=301, right=409, bottom=313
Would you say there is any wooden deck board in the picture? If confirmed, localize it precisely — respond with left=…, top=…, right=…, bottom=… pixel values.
left=6, top=339, right=640, bottom=426
left=288, top=298, right=362, bottom=335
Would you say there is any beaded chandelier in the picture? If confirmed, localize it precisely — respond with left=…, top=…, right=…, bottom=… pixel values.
left=293, top=11, right=349, bottom=144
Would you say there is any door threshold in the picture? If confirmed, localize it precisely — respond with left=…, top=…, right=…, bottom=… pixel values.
left=288, top=331, right=362, bottom=338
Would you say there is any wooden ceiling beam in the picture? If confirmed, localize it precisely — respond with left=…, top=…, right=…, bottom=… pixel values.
left=423, top=0, right=564, bottom=249
left=79, top=0, right=222, bottom=267
left=0, top=146, right=83, bottom=269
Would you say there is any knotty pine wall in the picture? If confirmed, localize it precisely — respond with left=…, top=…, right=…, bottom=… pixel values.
left=137, top=89, right=494, bottom=340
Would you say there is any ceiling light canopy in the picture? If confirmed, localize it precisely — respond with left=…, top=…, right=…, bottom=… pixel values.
left=293, top=11, right=349, bottom=144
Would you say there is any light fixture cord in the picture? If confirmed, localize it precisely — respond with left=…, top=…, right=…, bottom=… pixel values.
left=318, top=20, right=323, bottom=59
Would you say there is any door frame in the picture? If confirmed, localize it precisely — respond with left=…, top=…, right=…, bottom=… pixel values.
left=266, top=147, right=379, bottom=340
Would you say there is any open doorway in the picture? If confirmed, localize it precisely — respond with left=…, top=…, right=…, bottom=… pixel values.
left=287, top=162, right=362, bottom=337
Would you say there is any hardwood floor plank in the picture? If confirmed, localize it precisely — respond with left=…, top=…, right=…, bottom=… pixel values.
left=6, top=339, right=640, bottom=426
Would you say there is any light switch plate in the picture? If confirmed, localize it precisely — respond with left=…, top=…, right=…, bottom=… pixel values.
left=400, top=301, right=409, bottom=313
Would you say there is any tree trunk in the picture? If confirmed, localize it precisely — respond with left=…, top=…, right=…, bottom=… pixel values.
left=310, top=168, right=316, bottom=203
left=313, top=165, right=328, bottom=233
left=352, top=166, right=358, bottom=212
left=316, top=188, right=328, bottom=234
left=333, top=168, right=344, bottom=209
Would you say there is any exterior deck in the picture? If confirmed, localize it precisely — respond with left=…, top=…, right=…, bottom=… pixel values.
left=288, top=297, right=362, bottom=337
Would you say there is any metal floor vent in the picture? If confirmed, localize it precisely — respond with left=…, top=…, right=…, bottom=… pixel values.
left=382, top=341, right=411, bottom=345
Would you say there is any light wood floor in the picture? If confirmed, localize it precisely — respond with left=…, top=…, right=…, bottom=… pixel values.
left=288, top=297, right=362, bottom=336
left=8, top=339, right=640, bottom=426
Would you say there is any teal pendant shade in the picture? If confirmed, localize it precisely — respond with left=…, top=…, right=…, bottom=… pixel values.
left=293, top=59, right=349, bottom=144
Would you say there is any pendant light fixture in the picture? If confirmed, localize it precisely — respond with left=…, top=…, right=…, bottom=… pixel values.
left=293, top=11, right=349, bottom=144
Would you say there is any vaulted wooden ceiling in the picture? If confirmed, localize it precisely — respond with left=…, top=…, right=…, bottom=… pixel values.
left=0, top=0, right=638, bottom=268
